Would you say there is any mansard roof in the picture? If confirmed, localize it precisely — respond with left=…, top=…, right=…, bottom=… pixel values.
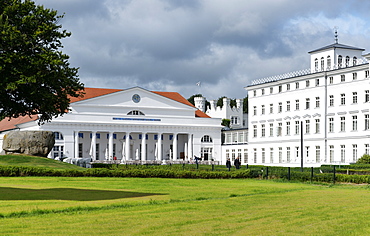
left=308, top=43, right=365, bottom=54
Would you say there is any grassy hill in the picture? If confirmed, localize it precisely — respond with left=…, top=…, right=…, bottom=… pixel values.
left=0, top=155, right=84, bottom=170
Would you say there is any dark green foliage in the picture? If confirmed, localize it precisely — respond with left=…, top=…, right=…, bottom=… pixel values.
left=0, top=0, right=84, bottom=123
left=221, top=118, right=230, bottom=128
left=356, top=154, right=370, bottom=164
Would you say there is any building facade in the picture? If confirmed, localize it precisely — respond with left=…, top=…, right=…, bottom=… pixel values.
left=0, top=87, right=222, bottom=163
left=246, top=42, right=370, bottom=166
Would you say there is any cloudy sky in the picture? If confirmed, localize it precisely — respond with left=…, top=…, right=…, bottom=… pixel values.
left=34, top=0, right=370, bottom=100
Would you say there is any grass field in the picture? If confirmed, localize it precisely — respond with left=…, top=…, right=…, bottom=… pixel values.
left=0, top=177, right=369, bottom=235
left=0, top=155, right=84, bottom=170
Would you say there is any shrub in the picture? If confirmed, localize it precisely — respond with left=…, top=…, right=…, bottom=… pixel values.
left=356, top=154, right=370, bottom=164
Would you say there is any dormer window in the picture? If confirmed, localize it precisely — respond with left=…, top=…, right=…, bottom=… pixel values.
left=314, top=58, right=318, bottom=71
left=327, top=56, right=331, bottom=70
left=345, top=56, right=350, bottom=67
left=338, top=55, right=342, bottom=68
left=320, top=57, right=324, bottom=71
left=353, top=57, right=357, bottom=66
left=127, top=110, right=144, bottom=116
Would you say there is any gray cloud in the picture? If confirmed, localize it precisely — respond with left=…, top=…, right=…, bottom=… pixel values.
left=34, top=0, right=370, bottom=99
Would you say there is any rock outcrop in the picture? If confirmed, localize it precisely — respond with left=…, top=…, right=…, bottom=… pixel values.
left=3, top=131, right=55, bottom=157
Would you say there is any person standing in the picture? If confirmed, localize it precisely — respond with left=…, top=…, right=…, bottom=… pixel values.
left=234, top=157, right=241, bottom=169
left=226, top=158, right=231, bottom=171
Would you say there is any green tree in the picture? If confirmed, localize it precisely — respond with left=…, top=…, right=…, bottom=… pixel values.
left=357, top=154, right=370, bottom=164
left=0, top=0, right=84, bottom=124
left=243, top=96, right=248, bottom=113
left=221, top=118, right=230, bottom=128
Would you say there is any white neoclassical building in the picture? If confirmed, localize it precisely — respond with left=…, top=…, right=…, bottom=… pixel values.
left=246, top=40, right=370, bottom=166
left=0, top=87, right=222, bottom=163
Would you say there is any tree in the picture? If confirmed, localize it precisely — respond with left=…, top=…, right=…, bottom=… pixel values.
left=357, top=154, right=370, bottom=164
left=0, top=0, right=84, bottom=124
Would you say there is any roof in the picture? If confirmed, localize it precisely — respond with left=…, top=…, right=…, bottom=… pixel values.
left=308, top=43, right=365, bottom=54
left=0, top=115, right=38, bottom=132
left=0, top=87, right=210, bottom=132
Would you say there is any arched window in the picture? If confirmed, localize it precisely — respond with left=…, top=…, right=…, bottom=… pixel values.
left=353, top=57, right=357, bottom=66
left=53, top=132, right=64, bottom=140
left=201, top=135, right=213, bottom=143
left=320, top=57, right=324, bottom=71
left=314, top=58, right=318, bottom=71
left=127, top=110, right=144, bottom=116
left=327, top=56, right=331, bottom=70
left=338, top=55, right=342, bottom=68
left=345, top=56, right=350, bottom=67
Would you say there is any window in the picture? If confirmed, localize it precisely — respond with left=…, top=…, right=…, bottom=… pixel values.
left=341, top=74, right=345, bottom=82
left=295, top=147, right=299, bottom=160
left=231, top=116, right=238, bottom=125
left=269, top=123, right=274, bottom=137
left=329, top=95, right=334, bottom=106
left=353, top=57, right=357, bottom=66
left=261, top=124, right=266, bottom=137
left=78, top=132, right=84, bottom=138
left=286, top=101, right=290, bottom=111
left=253, top=106, right=257, bottom=116
left=340, top=94, right=345, bottom=105
left=306, top=80, right=310, bottom=87
left=365, top=144, right=369, bottom=155
left=315, top=146, right=320, bottom=163
left=253, top=149, right=257, bottom=163
left=96, top=143, right=100, bottom=160
left=329, top=76, right=333, bottom=84
left=365, top=90, right=369, bottom=103
left=314, top=58, right=318, bottom=71
left=270, top=148, right=274, bottom=163
left=277, top=123, right=282, bottom=136
left=365, top=114, right=369, bottom=130
left=340, top=117, right=346, bottom=132
left=278, top=102, right=282, bottom=113
left=127, top=110, right=144, bottom=115
left=329, top=118, right=334, bottom=133
left=315, top=97, right=320, bottom=108
left=287, top=84, right=290, bottom=91
left=321, top=57, right=324, bottom=71
left=244, top=149, right=248, bottom=163
left=261, top=88, right=265, bottom=95
left=278, top=147, right=282, bottom=163
left=340, top=145, right=345, bottom=162
left=345, top=56, right=350, bottom=67
left=201, top=135, right=213, bottom=143
left=52, top=146, right=64, bottom=159
left=353, top=72, right=357, bottom=80
left=295, top=82, right=299, bottom=89
left=352, top=115, right=357, bottom=131
left=78, top=143, right=83, bottom=158
left=253, top=125, right=257, bottom=138
left=253, top=90, right=256, bottom=97
left=295, top=99, right=299, bottom=110
left=329, top=145, right=334, bottom=162
left=295, top=121, right=300, bottom=135
left=327, top=56, right=331, bottom=69
left=261, top=105, right=265, bottom=115
left=315, top=119, right=320, bottom=133
left=279, top=85, right=282, bottom=93
left=315, top=78, right=320, bottom=86
left=305, top=98, right=310, bottom=109
left=286, top=121, right=290, bottom=135
left=353, top=144, right=358, bottom=162
left=338, top=55, right=342, bottom=68
left=352, top=92, right=357, bottom=104
left=269, top=104, right=273, bottom=114
left=287, top=147, right=291, bottom=162
left=305, top=120, right=310, bottom=134
left=262, top=148, right=265, bottom=163
left=366, top=70, right=370, bottom=78
left=54, top=132, right=64, bottom=140
left=270, top=87, right=273, bottom=94
left=306, top=146, right=310, bottom=159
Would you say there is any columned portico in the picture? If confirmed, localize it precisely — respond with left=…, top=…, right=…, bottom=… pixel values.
left=141, top=132, right=146, bottom=161
left=173, top=133, right=178, bottom=160
left=74, top=131, right=79, bottom=158
left=158, top=133, right=162, bottom=161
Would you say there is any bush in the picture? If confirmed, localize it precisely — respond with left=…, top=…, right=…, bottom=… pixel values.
left=356, top=154, right=370, bottom=164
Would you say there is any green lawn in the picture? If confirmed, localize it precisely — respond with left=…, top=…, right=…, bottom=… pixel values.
left=0, top=155, right=84, bottom=170
left=0, top=177, right=369, bottom=235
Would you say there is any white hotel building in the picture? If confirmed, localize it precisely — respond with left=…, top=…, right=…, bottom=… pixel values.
left=246, top=41, right=370, bottom=166
left=0, top=87, right=222, bottom=163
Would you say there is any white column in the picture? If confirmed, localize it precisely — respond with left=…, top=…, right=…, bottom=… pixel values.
left=125, top=132, right=130, bottom=160
left=108, top=132, right=114, bottom=160
left=141, top=132, right=146, bottom=161
left=173, top=133, right=178, bottom=160
left=91, top=131, right=96, bottom=161
left=158, top=133, right=162, bottom=161
left=187, top=134, right=193, bottom=160
left=74, top=131, right=79, bottom=158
